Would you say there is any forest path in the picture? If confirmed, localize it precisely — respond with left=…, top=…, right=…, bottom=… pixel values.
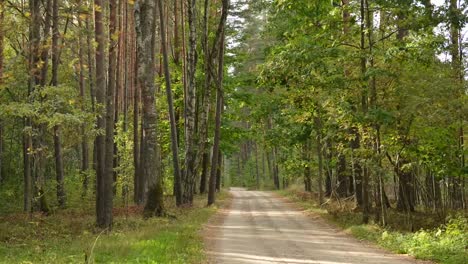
left=204, top=188, right=427, bottom=264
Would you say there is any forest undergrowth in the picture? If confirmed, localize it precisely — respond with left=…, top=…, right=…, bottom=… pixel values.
left=0, top=191, right=228, bottom=263
left=279, top=185, right=468, bottom=264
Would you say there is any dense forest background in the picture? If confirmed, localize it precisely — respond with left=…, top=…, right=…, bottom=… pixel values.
left=226, top=0, right=467, bottom=227
left=0, top=0, right=466, bottom=243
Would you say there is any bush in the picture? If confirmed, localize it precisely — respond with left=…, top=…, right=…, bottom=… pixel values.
left=380, top=216, right=468, bottom=264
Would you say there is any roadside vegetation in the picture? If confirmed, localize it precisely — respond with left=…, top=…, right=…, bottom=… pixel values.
left=0, top=192, right=228, bottom=263
left=279, top=186, right=468, bottom=264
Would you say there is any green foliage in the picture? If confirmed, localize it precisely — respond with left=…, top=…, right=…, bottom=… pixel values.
left=115, top=117, right=135, bottom=201
left=0, top=193, right=229, bottom=263
left=281, top=188, right=468, bottom=264
left=379, top=216, right=468, bottom=264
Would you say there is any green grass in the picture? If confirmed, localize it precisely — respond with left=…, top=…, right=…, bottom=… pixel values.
left=0, top=192, right=229, bottom=264
left=277, top=188, right=468, bottom=264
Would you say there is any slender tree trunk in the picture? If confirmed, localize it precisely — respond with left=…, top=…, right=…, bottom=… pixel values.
left=303, top=141, right=312, bottom=192
left=255, top=143, right=260, bottom=189
left=272, top=147, right=280, bottom=190
left=24, top=0, right=36, bottom=208
left=449, top=0, right=464, bottom=210
left=86, top=1, right=97, bottom=185
left=315, top=116, right=324, bottom=205
left=95, top=0, right=112, bottom=229
left=208, top=0, right=229, bottom=205
left=183, top=0, right=199, bottom=205
left=216, top=149, right=222, bottom=191
left=360, top=0, right=370, bottom=224
left=77, top=6, right=89, bottom=196
left=325, top=140, right=332, bottom=197
left=173, top=0, right=181, bottom=64
left=107, top=0, right=117, bottom=201
left=26, top=0, right=41, bottom=213
left=51, top=0, right=66, bottom=208
left=157, top=0, right=182, bottom=206
left=198, top=0, right=212, bottom=197
left=207, top=78, right=223, bottom=206
left=199, top=151, right=209, bottom=193
left=133, top=54, right=141, bottom=204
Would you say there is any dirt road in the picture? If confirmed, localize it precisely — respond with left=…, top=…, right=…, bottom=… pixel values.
left=205, top=188, right=426, bottom=264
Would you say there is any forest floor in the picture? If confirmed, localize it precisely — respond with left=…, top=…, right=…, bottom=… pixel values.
left=0, top=192, right=229, bottom=263
left=204, top=188, right=430, bottom=264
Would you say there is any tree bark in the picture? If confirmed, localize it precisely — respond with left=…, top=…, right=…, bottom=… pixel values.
left=183, top=0, right=199, bottom=205
left=207, top=77, right=223, bottom=205
left=315, top=116, right=324, bottom=205
left=95, top=0, right=112, bottom=228
left=136, top=0, right=164, bottom=217
left=51, top=0, right=66, bottom=208
left=208, top=0, right=229, bottom=206
left=107, top=0, right=117, bottom=201
left=86, top=1, right=97, bottom=185
left=133, top=51, right=141, bottom=204
left=77, top=5, right=89, bottom=196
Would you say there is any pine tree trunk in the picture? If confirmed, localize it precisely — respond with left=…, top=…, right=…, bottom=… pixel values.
left=95, top=0, right=112, bottom=229
left=107, top=0, right=117, bottom=203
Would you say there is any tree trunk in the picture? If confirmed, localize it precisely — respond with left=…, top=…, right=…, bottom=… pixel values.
left=199, top=151, right=209, bottom=194
left=53, top=126, right=66, bottom=208
left=303, top=141, right=312, bottom=192
left=158, top=0, right=182, bottom=206
left=94, top=0, right=112, bottom=229
left=216, top=148, right=222, bottom=191
left=86, top=2, right=97, bottom=185
left=325, top=140, right=332, bottom=197
left=207, top=80, right=223, bottom=206
left=183, top=0, right=199, bottom=205
left=133, top=53, right=141, bottom=204
left=449, top=0, right=465, bottom=210
left=51, top=0, right=66, bottom=209
left=198, top=0, right=212, bottom=197
left=336, top=154, right=347, bottom=197
left=315, top=117, right=324, bottom=205
left=107, top=0, right=117, bottom=202
left=136, top=0, right=164, bottom=217
left=77, top=5, right=89, bottom=196
left=255, top=143, right=260, bottom=189
left=208, top=0, right=228, bottom=204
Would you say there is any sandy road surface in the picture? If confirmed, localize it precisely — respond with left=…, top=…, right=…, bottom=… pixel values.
left=204, top=188, right=428, bottom=264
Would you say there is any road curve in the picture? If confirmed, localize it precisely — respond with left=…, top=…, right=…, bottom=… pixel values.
left=204, top=188, right=427, bottom=264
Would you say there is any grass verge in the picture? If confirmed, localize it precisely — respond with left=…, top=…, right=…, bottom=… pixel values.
left=0, top=192, right=229, bottom=264
left=277, top=189, right=468, bottom=264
